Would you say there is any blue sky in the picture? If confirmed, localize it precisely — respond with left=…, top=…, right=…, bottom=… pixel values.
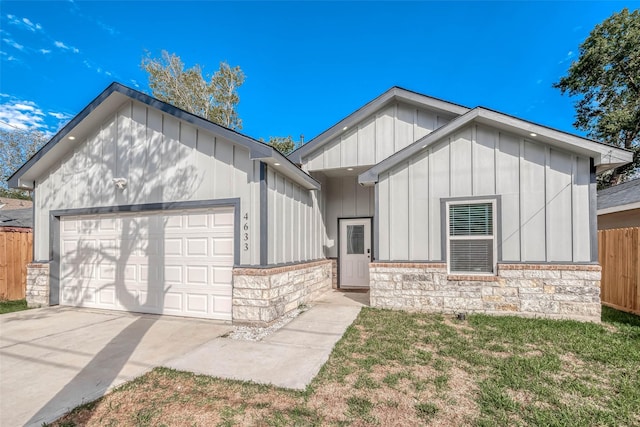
left=0, top=1, right=636, bottom=143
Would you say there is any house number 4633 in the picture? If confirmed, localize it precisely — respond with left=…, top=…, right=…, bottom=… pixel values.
left=243, top=212, right=249, bottom=251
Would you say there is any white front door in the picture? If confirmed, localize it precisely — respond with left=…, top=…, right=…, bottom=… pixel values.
left=339, top=218, right=371, bottom=288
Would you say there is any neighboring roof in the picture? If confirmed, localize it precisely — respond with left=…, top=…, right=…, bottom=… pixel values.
left=597, top=178, right=640, bottom=214
left=0, top=208, right=33, bottom=228
left=288, top=86, right=470, bottom=163
left=0, top=197, right=33, bottom=211
left=359, top=107, right=634, bottom=185
left=8, top=82, right=320, bottom=191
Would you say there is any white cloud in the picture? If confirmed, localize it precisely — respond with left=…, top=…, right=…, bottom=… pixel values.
left=130, top=79, right=140, bottom=88
left=6, top=14, right=43, bottom=32
left=0, top=99, right=46, bottom=131
left=49, top=111, right=72, bottom=120
left=3, top=37, right=24, bottom=51
left=39, top=48, right=51, bottom=54
left=54, top=40, right=80, bottom=53
left=0, top=95, right=72, bottom=134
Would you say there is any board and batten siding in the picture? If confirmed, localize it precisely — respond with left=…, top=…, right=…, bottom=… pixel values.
left=324, top=176, right=375, bottom=258
left=34, top=100, right=261, bottom=265
left=305, top=102, right=452, bottom=171
left=266, top=167, right=324, bottom=265
left=377, top=124, right=592, bottom=263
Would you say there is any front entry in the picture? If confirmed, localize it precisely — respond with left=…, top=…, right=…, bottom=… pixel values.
left=339, top=218, right=371, bottom=288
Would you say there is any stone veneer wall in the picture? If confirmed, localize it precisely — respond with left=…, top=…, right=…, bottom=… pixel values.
left=233, top=259, right=332, bottom=326
left=370, top=263, right=601, bottom=322
left=26, top=262, right=50, bottom=308
left=330, top=258, right=338, bottom=288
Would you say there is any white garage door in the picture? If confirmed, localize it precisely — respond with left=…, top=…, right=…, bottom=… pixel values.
left=60, top=207, right=234, bottom=320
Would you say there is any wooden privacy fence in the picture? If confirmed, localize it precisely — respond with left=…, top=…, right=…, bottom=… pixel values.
left=0, top=227, right=33, bottom=300
left=598, top=227, right=640, bottom=316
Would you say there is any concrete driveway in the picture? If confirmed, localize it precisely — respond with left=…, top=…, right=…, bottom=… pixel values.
left=0, top=307, right=232, bottom=427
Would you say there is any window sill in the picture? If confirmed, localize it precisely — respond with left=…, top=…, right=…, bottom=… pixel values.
left=447, top=274, right=499, bottom=282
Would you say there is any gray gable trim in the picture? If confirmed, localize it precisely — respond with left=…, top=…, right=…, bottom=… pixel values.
left=287, top=86, right=470, bottom=164
left=8, top=82, right=320, bottom=191
left=597, top=178, right=640, bottom=211
left=359, top=108, right=634, bottom=185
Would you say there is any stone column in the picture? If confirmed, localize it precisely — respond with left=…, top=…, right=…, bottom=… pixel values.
left=26, top=263, right=50, bottom=308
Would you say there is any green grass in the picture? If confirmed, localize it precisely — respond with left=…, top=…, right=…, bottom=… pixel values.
left=52, top=306, right=640, bottom=427
left=0, top=299, right=29, bottom=314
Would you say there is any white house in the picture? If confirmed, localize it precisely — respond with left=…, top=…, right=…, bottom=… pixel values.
left=9, top=83, right=633, bottom=323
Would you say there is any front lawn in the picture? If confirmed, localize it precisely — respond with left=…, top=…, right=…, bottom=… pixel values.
left=51, top=306, right=640, bottom=426
left=0, top=299, right=29, bottom=314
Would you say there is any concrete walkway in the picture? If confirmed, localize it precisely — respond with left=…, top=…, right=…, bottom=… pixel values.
left=166, top=290, right=367, bottom=389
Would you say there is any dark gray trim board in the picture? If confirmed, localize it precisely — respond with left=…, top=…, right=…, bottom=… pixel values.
left=48, top=198, right=241, bottom=305
left=589, top=158, right=598, bottom=263
left=259, top=162, right=268, bottom=265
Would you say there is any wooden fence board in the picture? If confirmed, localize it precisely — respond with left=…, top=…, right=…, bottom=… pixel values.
left=598, top=227, right=640, bottom=316
left=0, top=228, right=32, bottom=300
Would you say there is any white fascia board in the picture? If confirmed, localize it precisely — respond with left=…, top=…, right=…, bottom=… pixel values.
left=288, top=87, right=470, bottom=164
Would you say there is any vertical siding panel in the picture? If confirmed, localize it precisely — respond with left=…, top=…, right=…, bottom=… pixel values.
left=450, top=127, right=472, bottom=197
left=416, top=109, right=436, bottom=139
left=128, top=102, right=147, bottom=204
left=214, top=139, right=234, bottom=199
left=429, top=141, right=449, bottom=260
left=194, top=130, right=215, bottom=200
left=146, top=109, right=163, bottom=203
left=284, top=180, right=293, bottom=263
left=521, top=140, right=546, bottom=261
left=573, top=157, right=591, bottom=261
left=547, top=149, right=573, bottom=261
left=341, top=129, right=358, bottom=168
left=293, top=185, right=300, bottom=262
left=233, top=147, right=252, bottom=265
left=356, top=180, right=371, bottom=217
left=101, top=115, right=117, bottom=206
left=378, top=173, right=390, bottom=260
left=324, top=139, right=341, bottom=169
left=84, top=128, right=102, bottom=207
left=474, top=125, right=497, bottom=196
left=395, top=104, right=414, bottom=151
left=375, top=106, right=395, bottom=162
left=180, top=123, right=197, bottom=201
left=162, top=115, right=181, bottom=201
left=276, top=174, right=286, bottom=263
left=342, top=177, right=356, bottom=217
left=496, top=133, right=521, bottom=261
left=267, top=168, right=276, bottom=264
left=389, top=165, right=409, bottom=260
left=410, top=150, right=429, bottom=260
left=307, top=150, right=324, bottom=171
left=116, top=102, right=132, bottom=205
left=325, top=177, right=341, bottom=258
left=250, top=161, right=261, bottom=265
left=357, top=116, right=376, bottom=165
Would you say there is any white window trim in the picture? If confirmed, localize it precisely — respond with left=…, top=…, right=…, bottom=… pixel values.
left=445, top=199, right=497, bottom=276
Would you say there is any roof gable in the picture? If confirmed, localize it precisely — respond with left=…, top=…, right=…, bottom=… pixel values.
left=288, top=86, right=470, bottom=164
left=359, top=107, right=634, bottom=185
left=9, top=83, right=319, bottom=191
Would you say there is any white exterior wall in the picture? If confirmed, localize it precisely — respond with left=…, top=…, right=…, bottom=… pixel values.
left=266, top=167, right=324, bottom=264
left=305, top=102, right=452, bottom=171
left=377, top=124, right=592, bottom=263
left=34, top=100, right=261, bottom=265
left=324, top=176, right=375, bottom=258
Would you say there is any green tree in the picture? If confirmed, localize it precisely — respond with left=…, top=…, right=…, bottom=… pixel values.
left=554, top=8, right=640, bottom=186
left=262, top=136, right=296, bottom=155
left=141, top=50, right=245, bottom=130
left=1, top=128, right=47, bottom=198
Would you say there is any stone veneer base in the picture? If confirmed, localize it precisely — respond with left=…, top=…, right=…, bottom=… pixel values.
left=370, top=263, right=601, bottom=323
left=232, top=260, right=333, bottom=326
left=26, top=263, right=50, bottom=308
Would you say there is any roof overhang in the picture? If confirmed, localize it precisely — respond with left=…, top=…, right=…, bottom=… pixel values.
left=8, top=83, right=320, bottom=191
left=359, top=107, right=634, bottom=185
left=598, top=202, right=640, bottom=215
left=288, top=86, right=470, bottom=164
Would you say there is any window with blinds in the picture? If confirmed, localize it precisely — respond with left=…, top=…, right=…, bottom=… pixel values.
left=447, top=201, right=496, bottom=274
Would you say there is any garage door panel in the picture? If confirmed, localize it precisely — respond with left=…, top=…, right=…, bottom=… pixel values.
left=61, top=207, right=234, bottom=320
